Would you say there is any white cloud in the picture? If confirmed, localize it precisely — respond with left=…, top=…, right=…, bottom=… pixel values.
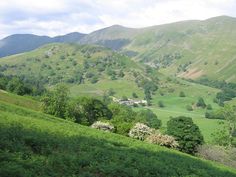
left=0, top=0, right=236, bottom=39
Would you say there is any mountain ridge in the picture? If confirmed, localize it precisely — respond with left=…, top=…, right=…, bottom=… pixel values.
left=0, top=32, right=86, bottom=57
left=1, top=15, right=236, bottom=82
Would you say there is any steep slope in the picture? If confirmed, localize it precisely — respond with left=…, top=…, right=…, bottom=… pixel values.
left=0, top=32, right=86, bottom=57
left=0, top=97, right=236, bottom=176
left=80, top=16, right=236, bottom=82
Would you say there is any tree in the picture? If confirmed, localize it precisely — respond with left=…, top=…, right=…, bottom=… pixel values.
left=206, top=104, right=213, bottom=110
left=135, top=109, right=162, bottom=129
left=132, top=92, right=138, bottom=98
left=41, top=84, right=69, bottom=118
left=179, top=91, right=186, bottom=97
left=6, top=77, right=31, bottom=95
left=144, top=89, right=152, bottom=106
left=158, top=101, right=164, bottom=108
left=167, top=116, right=204, bottom=154
left=0, top=75, right=8, bottom=90
left=186, top=105, right=193, bottom=111
left=196, top=97, right=206, bottom=108
left=76, top=97, right=112, bottom=125
left=217, top=104, right=236, bottom=146
left=108, top=103, right=136, bottom=135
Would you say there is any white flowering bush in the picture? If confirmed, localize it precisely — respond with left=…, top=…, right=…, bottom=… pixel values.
left=146, top=133, right=179, bottom=149
left=91, top=121, right=115, bottom=132
left=128, top=123, right=154, bottom=140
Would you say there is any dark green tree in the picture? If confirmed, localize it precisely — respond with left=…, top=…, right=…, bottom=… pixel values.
left=167, top=116, right=204, bottom=154
left=179, top=91, right=186, bottom=97
left=196, top=97, right=206, bottom=108
left=158, top=101, right=164, bottom=108
left=132, top=92, right=138, bottom=98
left=76, top=97, right=112, bottom=125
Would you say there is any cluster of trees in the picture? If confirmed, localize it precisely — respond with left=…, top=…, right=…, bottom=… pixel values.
left=82, top=52, right=127, bottom=83
left=0, top=74, right=45, bottom=96
left=191, top=78, right=236, bottom=106
left=177, top=61, right=192, bottom=72
left=41, top=84, right=161, bottom=135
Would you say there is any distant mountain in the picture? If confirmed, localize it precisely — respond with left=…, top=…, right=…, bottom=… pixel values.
left=1, top=16, right=236, bottom=82
left=53, top=32, right=85, bottom=43
left=79, top=25, right=137, bottom=50
left=0, top=32, right=86, bottom=57
left=80, top=16, right=236, bottom=82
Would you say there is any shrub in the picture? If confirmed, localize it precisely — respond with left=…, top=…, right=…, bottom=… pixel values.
left=158, top=101, right=165, bottom=108
left=91, top=121, right=115, bottom=132
left=129, top=123, right=154, bottom=140
left=108, top=88, right=115, bottom=96
left=186, top=105, right=193, bottom=111
left=206, top=104, right=212, bottom=110
left=196, top=97, right=206, bottom=108
left=146, top=133, right=179, bottom=149
left=90, top=76, right=99, bottom=84
left=179, top=91, right=186, bottom=97
left=205, top=111, right=224, bottom=119
left=167, top=116, right=204, bottom=154
left=132, top=92, right=138, bottom=98
left=121, top=95, right=128, bottom=101
left=197, top=145, right=236, bottom=169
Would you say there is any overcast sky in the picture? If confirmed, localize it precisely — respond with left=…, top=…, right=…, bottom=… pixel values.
left=0, top=0, right=236, bottom=39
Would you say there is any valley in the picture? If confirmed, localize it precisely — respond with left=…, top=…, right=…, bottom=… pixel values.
left=1, top=15, right=236, bottom=176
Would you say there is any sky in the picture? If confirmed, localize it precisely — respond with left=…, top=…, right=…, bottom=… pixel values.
left=0, top=0, right=236, bottom=39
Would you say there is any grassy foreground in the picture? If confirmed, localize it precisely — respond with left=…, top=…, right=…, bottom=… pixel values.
left=0, top=100, right=236, bottom=177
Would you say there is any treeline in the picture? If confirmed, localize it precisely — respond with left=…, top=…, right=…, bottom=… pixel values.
left=0, top=74, right=45, bottom=96
left=189, top=78, right=236, bottom=106
left=41, top=84, right=162, bottom=136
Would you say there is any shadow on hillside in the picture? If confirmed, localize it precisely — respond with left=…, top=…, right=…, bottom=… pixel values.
left=0, top=123, right=235, bottom=177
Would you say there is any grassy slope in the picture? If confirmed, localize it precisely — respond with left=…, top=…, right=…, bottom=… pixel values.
left=0, top=43, right=145, bottom=98
left=0, top=90, right=41, bottom=111
left=81, top=16, right=236, bottom=82
left=0, top=99, right=236, bottom=176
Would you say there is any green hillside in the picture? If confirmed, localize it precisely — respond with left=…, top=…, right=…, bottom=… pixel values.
left=0, top=89, right=40, bottom=111
left=0, top=43, right=146, bottom=98
left=81, top=16, right=236, bottom=82
left=0, top=95, right=236, bottom=177
left=0, top=43, right=228, bottom=143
